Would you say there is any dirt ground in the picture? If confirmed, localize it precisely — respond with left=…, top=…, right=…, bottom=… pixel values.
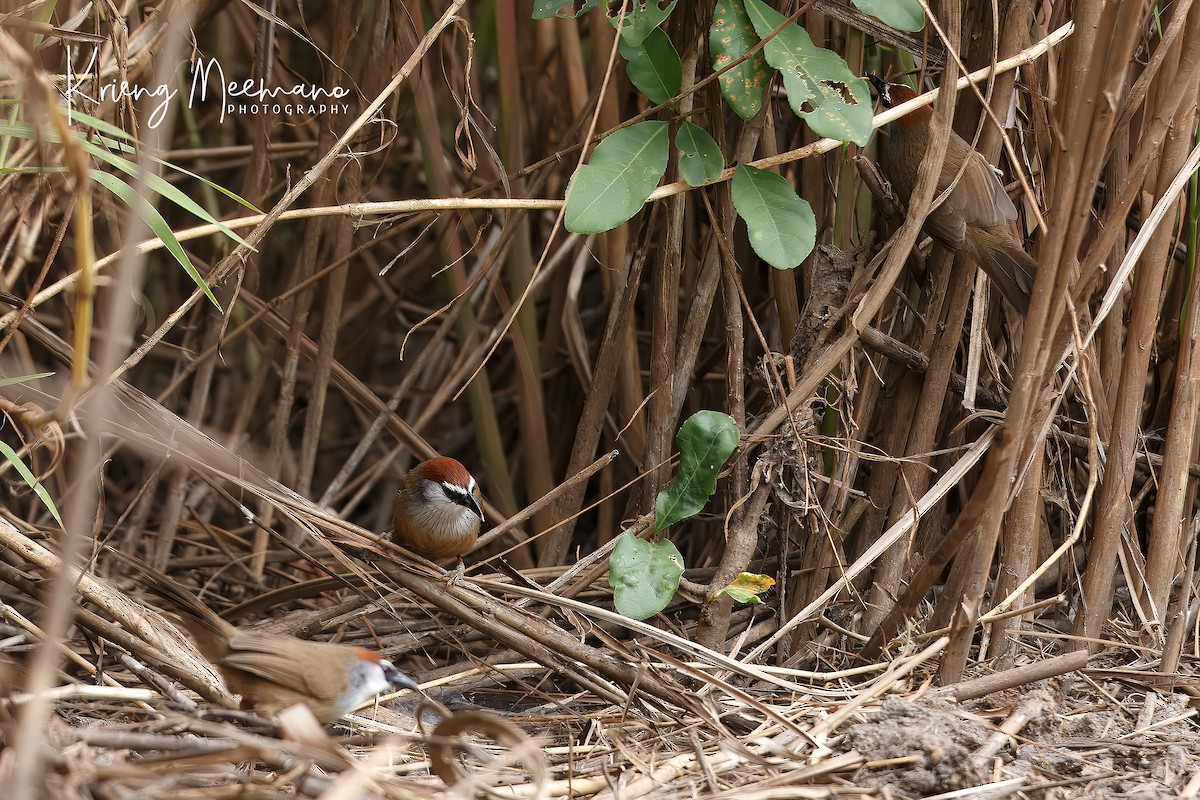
left=838, top=679, right=1199, bottom=798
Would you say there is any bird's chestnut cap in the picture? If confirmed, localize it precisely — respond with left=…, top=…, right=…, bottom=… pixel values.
left=420, top=456, right=474, bottom=489
left=354, top=647, right=419, bottom=690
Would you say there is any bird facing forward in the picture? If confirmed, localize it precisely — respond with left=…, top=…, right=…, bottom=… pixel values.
left=392, top=457, right=484, bottom=559
left=868, top=75, right=1036, bottom=314
left=126, top=557, right=417, bottom=723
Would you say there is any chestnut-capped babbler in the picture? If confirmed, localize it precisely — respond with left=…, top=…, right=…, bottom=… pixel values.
left=121, top=555, right=418, bottom=723
left=869, top=75, right=1035, bottom=313
left=392, top=457, right=484, bottom=559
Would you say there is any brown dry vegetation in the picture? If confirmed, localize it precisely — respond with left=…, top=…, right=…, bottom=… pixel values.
left=0, top=1, right=1199, bottom=798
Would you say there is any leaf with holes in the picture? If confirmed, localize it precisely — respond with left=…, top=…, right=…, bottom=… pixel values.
left=619, top=27, right=681, bottom=104
left=709, top=0, right=769, bottom=120
left=532, top=0, right=598, bottom=19
left=654, top=410, right=740, bottom=531
left=565, top=121, right=668, bottom=234
left=609, top=0, right=679, bottom=46
left=609, top=532, right=685, bottom=620
left=732, top=164, right=815, bottom=269
left=676, top=122, right=724, bottom=186
left=743, top=0, right=873, bottom=145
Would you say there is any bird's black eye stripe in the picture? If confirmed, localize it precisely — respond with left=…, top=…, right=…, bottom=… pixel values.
left=441, top=482, right=483, bottom=518
left=867, top=74, right=890, bottom=106
left=443, top=484, right=472, bottom=506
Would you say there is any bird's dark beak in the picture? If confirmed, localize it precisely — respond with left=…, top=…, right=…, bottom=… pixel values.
left=867, top=73, right=888, bottom=103
left=451, top=488, right=484, bottom=521
left=383, top=662, right=419, bottom=691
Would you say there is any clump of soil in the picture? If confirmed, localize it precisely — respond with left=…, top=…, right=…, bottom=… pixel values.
left=840, top=696, right=992, bottom=795
left=837, top=677, right=1200, bottom=799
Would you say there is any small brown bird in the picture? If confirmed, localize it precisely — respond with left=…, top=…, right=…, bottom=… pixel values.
left=869, top=75, right=1036, bottom=313
left=392, top=457, right=484, bottom=559
left=126, top=557, right=417, bottom=723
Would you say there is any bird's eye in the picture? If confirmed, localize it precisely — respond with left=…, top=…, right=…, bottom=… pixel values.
left=442, top=484, right=473, bottom=506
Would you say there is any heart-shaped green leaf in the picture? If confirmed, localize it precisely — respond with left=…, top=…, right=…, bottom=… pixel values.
left=609, top=532, right=685, bottom=620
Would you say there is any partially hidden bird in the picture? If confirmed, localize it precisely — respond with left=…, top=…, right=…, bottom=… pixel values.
left=392, top=456, right=484, bottom=559
left=121, top=554, right=418, bottom=723
left=868, top=75, right=1036, bottom=314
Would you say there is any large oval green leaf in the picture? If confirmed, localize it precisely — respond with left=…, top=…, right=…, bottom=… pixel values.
left=565, top=121, right=668, bottom=234
left=609, top=532, right=685, bottom=620
left=743, top=0, right=873, bottom=145
left=709, top=0, right=769, bottom=120
left=654, top=410, right=740, bottom=531
left=853, top=0, right=924, bottom=32
left=619, top=27, right=681, bottom=105
left=731, top=164, right=815, bottom=270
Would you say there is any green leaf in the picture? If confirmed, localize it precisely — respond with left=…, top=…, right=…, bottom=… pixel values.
left=654, top=410, right=740, bottom=531
left=91, top=170, right=222, bottom=309
left=0, top=372, right=53, bottom=389
left=731, top=164, right=815, bottom=269
left=709, top=0, right=769, bottom=120
left=852, top=0, right=924, bottom=32
left=149, top=157, right=261, bottom=216
left=82, top=140, right=253, bottom=250
left=0, top=115, right=260, bottom=234
left=0, top=439, right=64, bottom=529
left=712, top=572, right=776, bottom=604
left=63, top=109, right=137, bottom=145
left=532, top=0, right=598, bottom=19
left=608, top=0, right=679, bottom=46
left=609, top=532, right=685, bottom=620
left=64, top=110, right=261, bottom=215
left=743, top=0, right=873, bottom=145
left=675, top=122, right=724, bottom=186
left=565, top=121, right=668, bottom=234
left=619, top=27, right=682, bottom=104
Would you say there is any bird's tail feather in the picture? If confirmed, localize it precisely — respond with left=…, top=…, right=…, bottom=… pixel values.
left=965, top=226, right=1035, bottom=315
left=109, top=550, right=234, bottom=658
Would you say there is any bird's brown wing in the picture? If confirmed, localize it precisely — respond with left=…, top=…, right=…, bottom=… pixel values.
left=942, top=147, right=1018, bottom=229
left=923, top=210, right=969, bottom=250
left=221, top=633, right=342, bottom=699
